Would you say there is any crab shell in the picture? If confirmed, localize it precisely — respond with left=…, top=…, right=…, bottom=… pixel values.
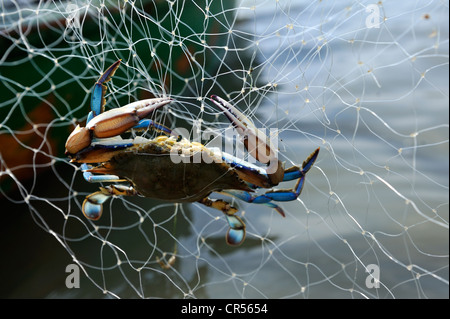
left=87, top=136, right=253, bottom=202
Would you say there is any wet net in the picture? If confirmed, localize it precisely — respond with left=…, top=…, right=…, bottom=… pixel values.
left=0, top=0, right=448, bottom=298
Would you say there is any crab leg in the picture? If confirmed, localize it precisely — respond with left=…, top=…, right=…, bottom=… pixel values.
left=222, top=147, right=319, bottom=215
left=222, top=176, right=302, bottom=213
left=210, top=95, right=284, bottom=186
left=81, top=163, right=125, bottom=183
left=199, top=197, right=246, bottom=246
left=281, top=148, right=320, bottom=182
left=80, top=163, right=131, bottom=220
left=222, top=190, right=286, bottom=217
left=82, top=191, right=110, bottom=220
left=229, top=147, right=319, bottom=188
left=82, top=185, right=138, bottom=220
left=132, top=119, right=176, bottom=136
left=89, top=59, right=122, bottom=122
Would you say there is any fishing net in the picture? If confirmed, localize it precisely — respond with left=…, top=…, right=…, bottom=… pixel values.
left=0, top=0, right=448, bottom=298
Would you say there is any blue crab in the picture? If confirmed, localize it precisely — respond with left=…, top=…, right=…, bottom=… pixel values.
left=65, top=60, right=320, bottom=246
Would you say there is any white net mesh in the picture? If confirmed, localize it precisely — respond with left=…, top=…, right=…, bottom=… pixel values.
left=0, top=0, right=448, bottom=298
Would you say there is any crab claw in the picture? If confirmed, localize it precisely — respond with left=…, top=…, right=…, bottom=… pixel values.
left=86, top=97, right=172, bottom=138
left=90, top=59, right=122, bottom=119
left=65, top=124, right=91, bottom=156
left=65, top=97, right=172, bottom=157
left=211, top=95, right=284, bottom=185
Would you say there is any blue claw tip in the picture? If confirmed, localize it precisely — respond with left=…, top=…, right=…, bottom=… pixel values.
left=82, top=200, right=103, bottom=220
left=226, top=228, right=246, bottom=246
left=302, top=147, right=320, bottom=173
